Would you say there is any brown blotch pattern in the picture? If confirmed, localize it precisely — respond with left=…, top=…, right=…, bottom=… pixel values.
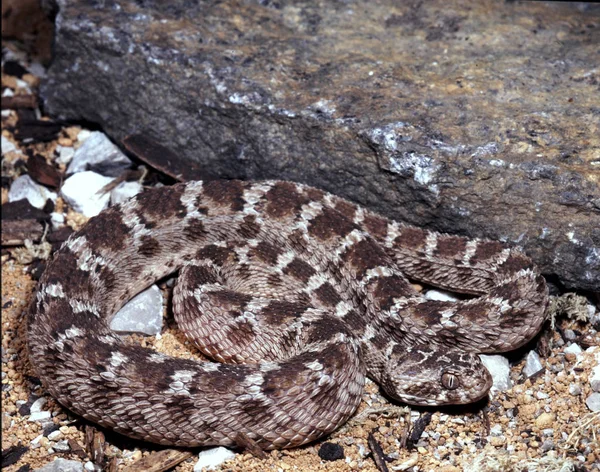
left=308, top=207, right=356, bottom=241
left=370, top=275, right=412, bottom=311
left=341, top=310, right=366, bottom=332
left=282, top=258, right=316, bottom=283
left=208, top=289, right=252, bottom=309
left=261, top=300, right=307, bottom=322
left=184, top=265, right=220, bottom=286
left=363, top=214, right=389, bottom=240
left=138, top=235, right=161, bottom=257
left=264, top=182, right=309, bottom=218
left=135, top=184, right=187, bottom=220
left=202, top=180, right=246, bottom=212
left=267, top=272, right=283, bottom=288
left=195, top=244, right=235, bottom=265
left=333, top=200, right=357, bottom=222
left=44, top=250, right=95, bottom=299
left=250, top=241, right=282, bottom=265
left=470, top=240, right=505, bottom=264
left=183, top=218, right=206, bottom=241
left=304, top=186, right=325, bottom=202
left=237, top=214, right=261, bottom=239
left=497, top=253, right=532, bottom=275
left=434, top=235, right=468, bottom=259
left=345, top=239, right=387, bottom=278
left=370, top=333, right=390, bottom=352
left=82, top=210, right=131, bottom=252
left=305, top=317, right=351, bottom=346
left=313, top=282, right=342, bottom=307
left=411, top=300, right=450, bottom=326
left=394, top=227, right=427, bottom=251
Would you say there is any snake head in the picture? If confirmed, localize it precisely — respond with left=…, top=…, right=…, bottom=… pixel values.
left=381, top=345, right=493, bottom=406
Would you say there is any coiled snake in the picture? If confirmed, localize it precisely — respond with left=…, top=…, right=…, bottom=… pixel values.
left=28, top=180, right=548, bottom=449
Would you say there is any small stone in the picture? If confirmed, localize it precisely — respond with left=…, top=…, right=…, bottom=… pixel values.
left=479, top=355, right=512, bottom=393
left=536, top=391, right=549, bottom=400
left=110, top=285, right=163, bottom=335
left=51, top=212, right=65, bottom=230
left=541, top=440, right=554, bottom=452
left=60, top=171, right=115, bottom=217
left=542, top=428, right=554, bottom=436
left=318, top=442, right=345, bottom=461
left=590, top=363, right=600, bottom=392
left=586, top=392, right=600, bottom=412
left=193, top=447, right=235, bottom=471
left=522, top=350, right=544, bottom=378
left=563, top=329, right=577, bottom=341
left=569, top=383, right=582, bottom=396
left=564, top=343, right=582, bottom=356
left=424, top=289, right=458, bottom=302
left=30, top=397, right=47, bottom=413
left=48, top=430, right=63, bottom=441
left=2, top=135, right=18, bottom=155
left=9, top=174, right=57, bottom=209
left=490, top=424, right=503, bottom=436
left=53, top=440, right=71, bottom=452
left=535, top=413, right=555, bottom=429
left=34, top=458, right=84, bottom=472
left=29, top=411, right=52, bottom=422
left=110, top=181, right=143, bottom=205
left=67, top=131, right=132, bottom=176
left=84, top=462, right=95, bottom=471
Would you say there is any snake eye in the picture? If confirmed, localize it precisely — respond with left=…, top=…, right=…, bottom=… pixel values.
left=441, top=372, right=459, bottom=390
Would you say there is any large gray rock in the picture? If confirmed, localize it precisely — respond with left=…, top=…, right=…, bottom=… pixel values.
left=41, top=0, right=600, bottom=290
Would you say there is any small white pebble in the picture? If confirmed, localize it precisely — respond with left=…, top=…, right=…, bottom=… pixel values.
left=30, top=397, right=47, bottom=413
left=29, top=411, right=51, bottom=422
left=490, top=424, right=503, bottom=436
left=424, top=289, right=458, bottom=302
left=9, top=174, right=57, bottom=209
left=60, top=171, right=115, bottom=217
left=51, top=212, right=65, bottom=230
left=585, top=392, right=600, bottom=412
left=590, top=362, right=600, bottom=392
left=53, top=440, right=70, bottom=452
left=1, top=135, right=17, bottom=155
left=48, top=430, right=62, bottom=440
left=194, top=447, right=236, bottom=471
left=564, top=343, right=583, bottom=355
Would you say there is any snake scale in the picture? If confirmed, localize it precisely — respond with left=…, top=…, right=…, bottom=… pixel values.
left=28, top=180, right=549, bottom=450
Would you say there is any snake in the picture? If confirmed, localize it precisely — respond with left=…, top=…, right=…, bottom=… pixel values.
left=27, top=179, right=549, bottom=450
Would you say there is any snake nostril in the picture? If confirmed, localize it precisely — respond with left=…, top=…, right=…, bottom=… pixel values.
left=441, top=372, right=459, bottom=390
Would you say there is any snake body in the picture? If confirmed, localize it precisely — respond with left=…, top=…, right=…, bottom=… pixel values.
left=28, top=180, right=548, bottom=449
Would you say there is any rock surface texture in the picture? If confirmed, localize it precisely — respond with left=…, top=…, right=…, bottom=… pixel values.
left=41, top=0, right=600, bottom=290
